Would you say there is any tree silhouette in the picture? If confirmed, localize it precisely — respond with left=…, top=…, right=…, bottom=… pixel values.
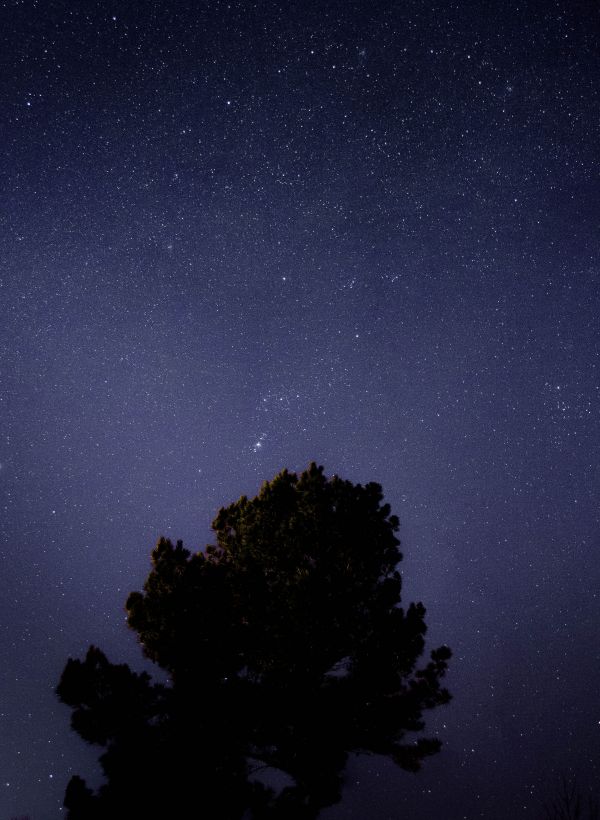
left=58, top=463, right=451, bottom=818
left=543, top=775, right=600, bottom=820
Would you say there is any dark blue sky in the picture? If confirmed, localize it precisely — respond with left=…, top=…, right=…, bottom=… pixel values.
left=1, top=1, right=599, bottom=817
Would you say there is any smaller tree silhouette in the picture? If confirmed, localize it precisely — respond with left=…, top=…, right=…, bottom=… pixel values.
left=543, top=775, right=599, bottom=820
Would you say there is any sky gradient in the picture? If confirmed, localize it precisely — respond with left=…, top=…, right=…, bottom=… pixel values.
left=1, top=1, right=599, bottom=817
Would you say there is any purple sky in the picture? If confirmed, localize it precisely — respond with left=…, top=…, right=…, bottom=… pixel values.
left=1, top=1, right=599, bottom=817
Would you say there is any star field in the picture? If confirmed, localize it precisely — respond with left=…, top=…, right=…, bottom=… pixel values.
left=1, top=1, right=599, bottom=817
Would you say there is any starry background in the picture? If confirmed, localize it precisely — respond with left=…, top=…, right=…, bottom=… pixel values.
left=1, top=0, right=599, bottom=817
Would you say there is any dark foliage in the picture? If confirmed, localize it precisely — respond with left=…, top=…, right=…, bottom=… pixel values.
left=58, top=463, right=451, bottom=818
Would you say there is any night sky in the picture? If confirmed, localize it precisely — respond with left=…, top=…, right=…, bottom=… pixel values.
left=1, top=0, right=599, bottom=817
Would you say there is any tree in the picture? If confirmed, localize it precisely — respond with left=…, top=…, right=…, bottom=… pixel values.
left=543, top=775, right=600, bottom=820
left=57, top=463, right=451, bottom=818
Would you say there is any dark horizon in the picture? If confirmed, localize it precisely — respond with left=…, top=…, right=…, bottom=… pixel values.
left=1, top=1, right=599, bottom=817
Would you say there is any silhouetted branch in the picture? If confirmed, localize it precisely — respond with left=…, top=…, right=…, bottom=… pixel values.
left=543, top=775, right=599, bottom=820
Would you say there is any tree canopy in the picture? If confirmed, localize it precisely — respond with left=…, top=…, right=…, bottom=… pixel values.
left=57, top=463, right=451, bottom=818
